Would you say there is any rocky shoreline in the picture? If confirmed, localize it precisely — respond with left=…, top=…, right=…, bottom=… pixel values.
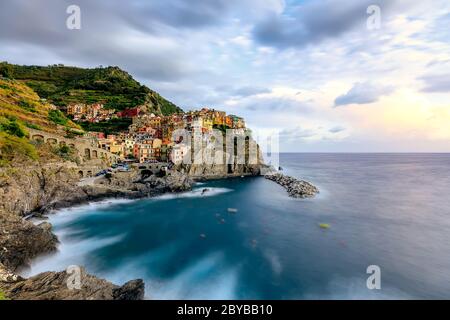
left=265, top=172, right=319, bottom=198
left=1, top=162, right=313, bottom=300
left=0, top=162, right=265, bottom=300
left=0, top=263, right=144, bottom=300
left=0, top=164, right=196, bottom=300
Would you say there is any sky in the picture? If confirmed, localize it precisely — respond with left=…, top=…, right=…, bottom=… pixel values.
left=1, top=0, right=449, bottom=152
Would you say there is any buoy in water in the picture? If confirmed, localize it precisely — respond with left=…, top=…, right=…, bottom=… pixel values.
left=319, top=223, right=330, bottom=229
left=200, top=233, right=207, bottom=239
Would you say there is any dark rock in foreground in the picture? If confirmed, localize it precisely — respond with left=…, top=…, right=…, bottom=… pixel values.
left=0, top=214, right=58, bottom=272
left=265, top=172, right=319, bottom=198
left=0, top=165, right=194, bottom=300
left=0, top=264, right=144, bottom=300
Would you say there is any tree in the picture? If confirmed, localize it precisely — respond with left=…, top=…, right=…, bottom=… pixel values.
left=0, top=62, right=13, bottom=78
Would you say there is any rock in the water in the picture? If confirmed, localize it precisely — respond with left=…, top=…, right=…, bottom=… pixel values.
left=265, top=173, right=319, bottom=198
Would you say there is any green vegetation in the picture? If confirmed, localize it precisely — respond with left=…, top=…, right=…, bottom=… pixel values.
left=19, top=100, right=37, bottom=112
left=64, top=128, right=84, bottom=139
left=48, top=109, right=69, bottom=126
left=1, top=62, right=183, bottom=115
left=0, top=132, right=38, bottom=166
left=0, top=78, right=81, bottom=133
left=0, top=116, right=27, bottom=138
left=0, top=78, right=82, bottom=167
left=52, top=144, right=76, bottom=161
left=0, top=290, right=9, bottom=300
left=25, top=122, right=41, bottom=130
left=79, top=118, right=132, bottom=135
left=213, top=124, right=228, bottom=134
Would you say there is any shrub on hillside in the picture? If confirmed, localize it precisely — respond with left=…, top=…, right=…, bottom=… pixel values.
left=48, top=109, right=69, bottom=126
left=0, top=117, right=27, bottom=138
left=0, top=290, right=9, bottom=300
left=0, top=132, right=37, bottom=166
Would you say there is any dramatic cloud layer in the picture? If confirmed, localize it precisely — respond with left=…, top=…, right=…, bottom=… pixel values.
left=1, top=0, right=450, bottom=151
left=420, top=74, right=450, bottom=93
left=254, top=0, right=391, bottom=49
left=334, top=82, right=394, bottom=107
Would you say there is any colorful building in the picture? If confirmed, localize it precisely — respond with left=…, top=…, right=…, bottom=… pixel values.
left=117, top=107, right=140, bottom=118
left=225, top=116, right=233, bottom=128
left=229, top=114, right=245, bottom=129
left=202, top=118, right=214, bottom=132
left=170, top=143, right=189, bottom=164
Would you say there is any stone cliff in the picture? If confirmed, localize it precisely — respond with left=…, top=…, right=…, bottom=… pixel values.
left=0, top=264, right=144, bottom=300
left=0, top=163, right=194, bottom=300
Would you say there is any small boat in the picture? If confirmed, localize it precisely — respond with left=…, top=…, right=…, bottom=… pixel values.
left=227, top=208, right=238, bottom=214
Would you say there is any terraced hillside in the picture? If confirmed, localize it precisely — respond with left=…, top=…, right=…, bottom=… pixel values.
left=0, top=62, right=183, bottom=115
left=0, top=78, right=81, bottom=166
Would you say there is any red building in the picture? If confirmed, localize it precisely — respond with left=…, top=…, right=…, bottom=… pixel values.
left=88, top=131, right=106, bottom=139
left=117, top=107, right=140, bottom=118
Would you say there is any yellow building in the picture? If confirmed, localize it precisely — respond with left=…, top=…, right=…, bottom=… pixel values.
left=202, top=118, right=213, bottom=132
left=212, top=111, right=226, bottom=125
left=152, top=138, right=162, bottom=149
left=149, top=116, right=161, bottom=128
left=110, top=143, right=124, bottom=157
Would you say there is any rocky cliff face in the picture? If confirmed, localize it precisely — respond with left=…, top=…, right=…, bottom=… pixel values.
left=94, top=169, right=193, bottom=194
left=0, top=264, right=144, bottom=300
left=0, top=163, right=194, bottom=300
left=0, top=165, right=80, bottom=217
left=0, top=214, right=57, bottom=271
left=183, top=163, right=263, bottom=179
left=176, top=138, right=269, bottom=179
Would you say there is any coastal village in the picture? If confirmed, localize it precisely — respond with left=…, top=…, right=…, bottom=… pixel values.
left=65, top=103, right=247, bottom=165
left=0, top=67, right=318, bottom=301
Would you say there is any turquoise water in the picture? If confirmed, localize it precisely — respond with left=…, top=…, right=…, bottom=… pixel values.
left=26, top=154, right=450, bottom=299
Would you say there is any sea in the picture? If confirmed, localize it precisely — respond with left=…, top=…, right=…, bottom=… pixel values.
left=23, top=153, right=450, bottom=299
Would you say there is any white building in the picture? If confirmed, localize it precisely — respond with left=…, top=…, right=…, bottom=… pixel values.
left=125, top=139, right=135, bottom=154
left=170, top=143, right=190, bottom=165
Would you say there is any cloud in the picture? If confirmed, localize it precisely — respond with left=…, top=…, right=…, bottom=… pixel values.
left=253, top=0, right=399, bottom=49
left=334, top=82, right=394, bottom=107
left=1, top=0, right=450, bottom=152
left=279, top=125, right=347, bottom=143
left=329, top=126, right=346, bottom=133
left=231, top=86, right=271, bottom=97
left=0, top=0, right=200, bottom=81
left=279, top=127, right=318, bottom=141
left=419, top=74, right=450, bottom=93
